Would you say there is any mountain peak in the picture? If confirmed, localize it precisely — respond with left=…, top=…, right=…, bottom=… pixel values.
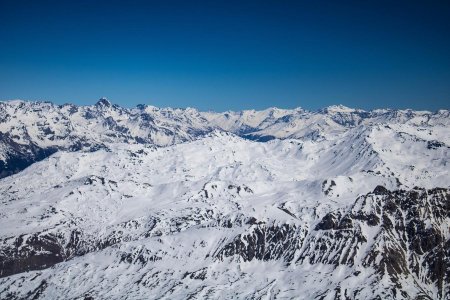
left=322, top=104, right=356, bottom=113
left=95, top=97, right=111, bottom=107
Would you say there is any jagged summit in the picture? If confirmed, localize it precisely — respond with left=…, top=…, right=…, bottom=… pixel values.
left=95, top=97, right=112, bottom=107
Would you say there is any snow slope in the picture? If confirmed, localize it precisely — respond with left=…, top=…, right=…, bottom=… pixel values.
left=0, top=100, right=449, bottom=299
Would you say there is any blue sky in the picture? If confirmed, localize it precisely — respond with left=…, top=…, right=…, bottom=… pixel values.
left=0, top=0, right=449, bottom=111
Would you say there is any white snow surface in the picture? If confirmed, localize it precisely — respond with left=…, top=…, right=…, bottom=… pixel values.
left=0, top=100, right=449, bottom=299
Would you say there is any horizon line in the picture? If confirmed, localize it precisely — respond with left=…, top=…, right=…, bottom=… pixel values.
left=0, top=98, right=448, bottom=114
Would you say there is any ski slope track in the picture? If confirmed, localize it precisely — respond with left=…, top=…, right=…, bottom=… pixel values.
left=0, top=99, right=449, bottom=299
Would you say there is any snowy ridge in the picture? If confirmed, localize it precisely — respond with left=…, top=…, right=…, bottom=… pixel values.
left=0, top=100, right=449, bottom=299
left=0, top=99, right=448, bottom=178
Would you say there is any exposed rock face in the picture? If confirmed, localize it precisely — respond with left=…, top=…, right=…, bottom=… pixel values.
left=216, top=223, right=305, bottom=263
left=210, top=187, right=449, bottom=299
left=0, top=233, right=65, bottom=278
left=0, top=132, right=58, bottom=179
left=312, top=187, right=450, bottom=299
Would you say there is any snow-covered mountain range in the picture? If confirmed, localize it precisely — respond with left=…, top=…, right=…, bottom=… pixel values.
left=0, top=99, right=449, bottom=299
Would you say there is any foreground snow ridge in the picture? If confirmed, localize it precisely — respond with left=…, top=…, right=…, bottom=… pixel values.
left=0, top=99, right=449, bottom=299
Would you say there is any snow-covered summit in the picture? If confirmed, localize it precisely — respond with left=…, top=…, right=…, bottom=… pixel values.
left=95, top=97, right=112, bottom=108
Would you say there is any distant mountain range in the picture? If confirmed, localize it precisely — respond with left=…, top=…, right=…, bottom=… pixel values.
left=0, top=99, right=449, bottom=299
left=0, top=98, right=448, bottom=178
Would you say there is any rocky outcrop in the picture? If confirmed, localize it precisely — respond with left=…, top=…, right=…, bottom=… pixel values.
left=311, top=186, right=449, bottom=299
left=215, top=223, right=305, bottom=263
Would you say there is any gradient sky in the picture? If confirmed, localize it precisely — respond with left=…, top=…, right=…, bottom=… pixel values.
left=0, top=0, right=449, bottom=111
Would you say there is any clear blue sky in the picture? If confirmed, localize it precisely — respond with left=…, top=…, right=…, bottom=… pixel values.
left=0, top=0, right=449, bottom=111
